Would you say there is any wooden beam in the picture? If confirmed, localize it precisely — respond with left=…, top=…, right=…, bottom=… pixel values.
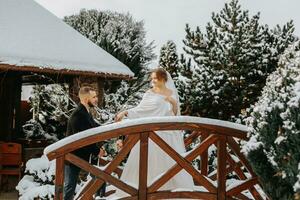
left=232, top=193, right=252, bottom=200
left=74, top=178, right=94, bottom=200
left=227, top=137, right=266, bottom=199
left=200, top=132, right=209, bottom=176
left=227, top=177, right=258, bottom=196
left=227, top=137, right=255, bottom=176
left=148, top=134, right=218, bottom=193
left=0, top=63, right=133, bottom=80
left=149, top=132, right=217, bottom=193
left=139, top=132, right=149, bottom=200
left=148, top=191, right=217, bottom=200
left=198, top=124, right=248, bottom=141
left=217, top=135, right=226, bottom=200
left=226, top=153, right=263, bottom=200
left=118, top=197, right=138, bottom=200
left=209, top=161, right=243, bottom=181
left=78, top=134, right=140, bottom=199
left=184, top=131, right=200, bottom=147
left=65, top=153, right=138, bottom=196
left=47, top=122, right=233, bottom=161
left=54, top=156, right=65, bottom=200
left=98, top=158, right=123, bottom=177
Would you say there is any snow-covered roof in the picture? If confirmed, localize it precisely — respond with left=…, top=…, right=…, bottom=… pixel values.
left=0, top=0, right=134, bottom=78
left=44, top=116, right=248, bottom=156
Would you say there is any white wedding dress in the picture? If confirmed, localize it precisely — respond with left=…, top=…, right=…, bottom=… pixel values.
left=111, top=89, right=195, bottom=198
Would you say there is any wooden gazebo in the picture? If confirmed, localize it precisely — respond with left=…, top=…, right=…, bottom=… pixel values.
left=44, top=116, right=269, bottom=200
left=0, top=0, right=134, bottom=141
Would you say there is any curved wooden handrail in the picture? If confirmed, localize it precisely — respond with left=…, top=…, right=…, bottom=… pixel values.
left=44, top=116, right=269, bottom=200
left=44, top=116, right=248, bottom=160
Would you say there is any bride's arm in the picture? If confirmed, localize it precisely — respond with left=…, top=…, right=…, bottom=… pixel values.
left=165, top=96, right=178, bottom=115
left=115, top=91, right=156, bottom=121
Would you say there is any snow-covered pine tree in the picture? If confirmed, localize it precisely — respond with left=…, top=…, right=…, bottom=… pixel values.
left=64, top=9, right=155, bottom=81
left=159, top=40, right=179, bottom=78
left=181, top=0, right=297, bottom=120
left=242, top=41, right=300, bottom=199
left=264, top=20, right=296, bottom=67
left=24, top=84, right=74, bottom=141
left=175, top=54, right=195, bottom=115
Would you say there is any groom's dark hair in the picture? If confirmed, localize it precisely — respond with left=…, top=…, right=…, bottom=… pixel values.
left=151, top=68, right=168, bottom=82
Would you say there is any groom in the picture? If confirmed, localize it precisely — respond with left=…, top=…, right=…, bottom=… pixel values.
left=64, top=86, right=106, bottom=200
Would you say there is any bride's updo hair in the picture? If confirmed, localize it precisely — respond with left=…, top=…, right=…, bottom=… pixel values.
left=151, top=68, right=168, bottom=82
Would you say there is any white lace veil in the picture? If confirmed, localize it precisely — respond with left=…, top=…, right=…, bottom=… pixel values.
left=165, top=71, right=181, bottom=116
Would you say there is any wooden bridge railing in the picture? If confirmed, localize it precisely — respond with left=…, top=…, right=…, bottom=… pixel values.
left=44, top=116, right=268, bottom=200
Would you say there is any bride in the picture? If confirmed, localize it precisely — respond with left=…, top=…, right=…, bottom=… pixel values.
left=113, top=68, right=195, bottom=198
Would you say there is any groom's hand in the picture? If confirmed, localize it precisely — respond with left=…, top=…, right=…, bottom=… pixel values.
left=116, top=139, right=123, bottom=151
left=98, top=147, right=106, bottom=158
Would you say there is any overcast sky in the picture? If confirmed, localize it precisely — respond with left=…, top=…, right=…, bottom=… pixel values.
left=35, top=0, right=300, bottom=65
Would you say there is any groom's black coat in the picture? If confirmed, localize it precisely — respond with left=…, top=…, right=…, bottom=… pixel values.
left=66, top=103, right=99, bottom=162
left=66, top=103, right=107, bottom=196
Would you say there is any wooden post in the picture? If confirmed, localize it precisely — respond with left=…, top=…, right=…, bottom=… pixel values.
left=217, top=135, right=226, bottom=200
left=0, top=72, right=21, bottom=140
left=139, top=132, right=149, bottom=200
left=200, top=132, right=209, bottom=176
left=55, top=156, right=65, bottom=200
left=97, top=78, right=104, bottom=107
